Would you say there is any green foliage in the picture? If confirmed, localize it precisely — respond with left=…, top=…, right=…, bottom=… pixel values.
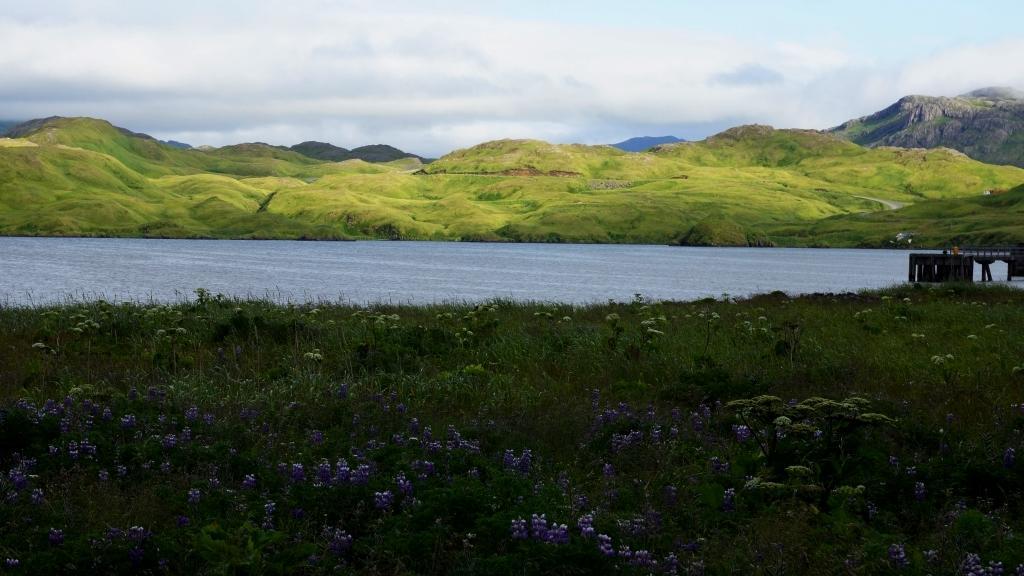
left=2, top=117, right=1023, bottom=245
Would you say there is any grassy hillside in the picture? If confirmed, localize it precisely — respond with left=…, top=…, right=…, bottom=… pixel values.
left=770, top=185, right=1024, bottom=247
left=1, top=117, right=1022, bottom=245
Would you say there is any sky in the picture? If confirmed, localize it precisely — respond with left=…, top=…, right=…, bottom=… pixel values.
left=1, top=0, right=1023, bottom=156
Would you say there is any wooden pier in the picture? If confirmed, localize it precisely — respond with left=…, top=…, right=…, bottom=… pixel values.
left=908, top=246, right=1023, bottom=283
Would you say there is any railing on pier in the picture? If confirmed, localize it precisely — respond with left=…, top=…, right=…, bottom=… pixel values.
left=909, top=246, right=1022, bottom=283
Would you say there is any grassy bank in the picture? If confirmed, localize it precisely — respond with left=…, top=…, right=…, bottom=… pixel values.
left=1, top=285, right=1024, bottom=574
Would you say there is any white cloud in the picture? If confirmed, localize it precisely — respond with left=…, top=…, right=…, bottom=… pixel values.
left=0, top=1, right=1021, bottom=156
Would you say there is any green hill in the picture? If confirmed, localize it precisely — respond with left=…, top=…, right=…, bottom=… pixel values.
left=290, top=141, right=425, bottom=163
left=769, top=184, right=1024, bottom=247
left=1, top=116, right=1022, bottom=245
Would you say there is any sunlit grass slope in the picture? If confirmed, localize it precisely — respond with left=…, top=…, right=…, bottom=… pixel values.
left=769, top=184, right=1024, bottom=247
left=1, top=117, right=1022, bottom=245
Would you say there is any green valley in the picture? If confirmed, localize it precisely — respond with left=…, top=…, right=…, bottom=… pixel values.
left=1, top=117, right=1022, bottom=247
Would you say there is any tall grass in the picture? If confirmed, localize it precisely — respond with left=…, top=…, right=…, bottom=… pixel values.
left=1, top=285, right=1023, bottom=573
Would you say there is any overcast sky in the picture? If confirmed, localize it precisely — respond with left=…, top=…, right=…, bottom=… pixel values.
left=1, top=0, right=1023, bottom=156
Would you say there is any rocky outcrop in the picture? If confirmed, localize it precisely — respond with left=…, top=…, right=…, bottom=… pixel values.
left=831, top=87, right=1024, bottom=167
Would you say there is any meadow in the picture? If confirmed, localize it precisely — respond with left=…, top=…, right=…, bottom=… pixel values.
left=2, top=284, right=1024, bottom=574
left=2, top=118, right=1023, bottom=246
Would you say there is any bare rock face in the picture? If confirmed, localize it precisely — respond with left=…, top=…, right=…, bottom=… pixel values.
left=831, top=87, right=1024, bottom=167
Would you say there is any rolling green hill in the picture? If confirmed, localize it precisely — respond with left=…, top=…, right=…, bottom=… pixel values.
left=1, top=116, right=1022, bottom=246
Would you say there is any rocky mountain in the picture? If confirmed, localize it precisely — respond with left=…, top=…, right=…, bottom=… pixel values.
left=290, top=141, right=425, bottom=163
left=831, top=87, right=1024, bottom=167
left=0, top=120, right=21, bottom=135
left=611, top=135, right=684, bottom=152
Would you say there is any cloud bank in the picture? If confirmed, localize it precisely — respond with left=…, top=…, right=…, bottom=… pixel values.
left=1, top=1, right=1022, bottom=156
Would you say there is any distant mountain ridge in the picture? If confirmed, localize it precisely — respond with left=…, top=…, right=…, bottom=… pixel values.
left=831, top=86, right=1024, bottom=167
left=611, top=135, right=684, bottom=152
left=289, top=141, right=426, bottom=163
left=2, top=117, right=425, bottom=163
left=2, top=116, right=193, bottom=149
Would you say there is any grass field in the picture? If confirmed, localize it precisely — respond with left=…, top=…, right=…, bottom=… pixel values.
left=1, top=285, right=1024, bottom=573
left=2, top=118, right=1023, bottom=246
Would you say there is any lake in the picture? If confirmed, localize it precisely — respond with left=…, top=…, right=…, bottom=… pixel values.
left=0, top=237, right=1003, bottom=306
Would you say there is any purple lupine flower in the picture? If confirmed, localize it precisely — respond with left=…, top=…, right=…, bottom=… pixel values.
left=923, top=550, right=938, bottom=563
left=9, top=470, right=27, bottom=491
left=412, top=460, right=435, bottom=479
left=242, top=474, right=257, bottom=490
left=547, top=524, right=569, bottom=545
left=187, top=488, right=200, bottom=505
left=48, top=528, right=64, bottom=546
left=334, top=459, right=350, bottom=483
left=733, top=425, right=752, bottom=443
left=578, top=514, right=595, bottom=538
left=1004, top=448, right=1016, bottom=468
left=30, top=488, right=44, bottom=505
left=177, top=515, right=190, bottom=527
left=98, top=469, right=110, bottom=481
left=374, top=490, right=394, bottom=510
left=396, top=472, right=413, bottom=497
left=162, top=434, right=177, bottom=449
left=631, top=550, right=656, bottom=568
left=129, top=546, right=145, bottom=566
left=597, top=534, right=615, bottom=556
left=290, top=463, right=305, bottom=483
left=309, top=430, right=324, bottom=445
left=184, top=406, right=198, bottom=422
left=510, top=518, right=528, bottom=540
left=351, top=465, right=370, bottom=485
left=203, top=413, right=215, bottom=425
left=4, top=559, right=19, bottom=568
left=988, top=561, right=1005, bottom=576
left=914, top=481, right=926, bottom=502
left=722, top=488, right=736, bottom=512
left=117, top=464, right=128, bottom=477
left=888, top=544, right=908, bottom=568
left=602, top=463, right=615, bottom=477
left=326, top=528, right=353, bottom=555
left=530, top=514, right=549, bottom=541
left=517, top=450, right=532, bottom=474
left=128, top=526, right=150, bottom=542
left=961, top=554, right=985, bottom=576
left=710, top=457, right=730, bottom=474
left=315, top=461, right=331, bottom=485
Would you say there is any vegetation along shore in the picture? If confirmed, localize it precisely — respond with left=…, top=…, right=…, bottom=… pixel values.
left=2, top=284, right=1024, bottom=573
left=2, top=117, right=1023, bottom=248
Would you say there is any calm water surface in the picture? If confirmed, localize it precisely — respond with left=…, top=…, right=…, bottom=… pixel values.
left=0, top=237, right=998, bottom=306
